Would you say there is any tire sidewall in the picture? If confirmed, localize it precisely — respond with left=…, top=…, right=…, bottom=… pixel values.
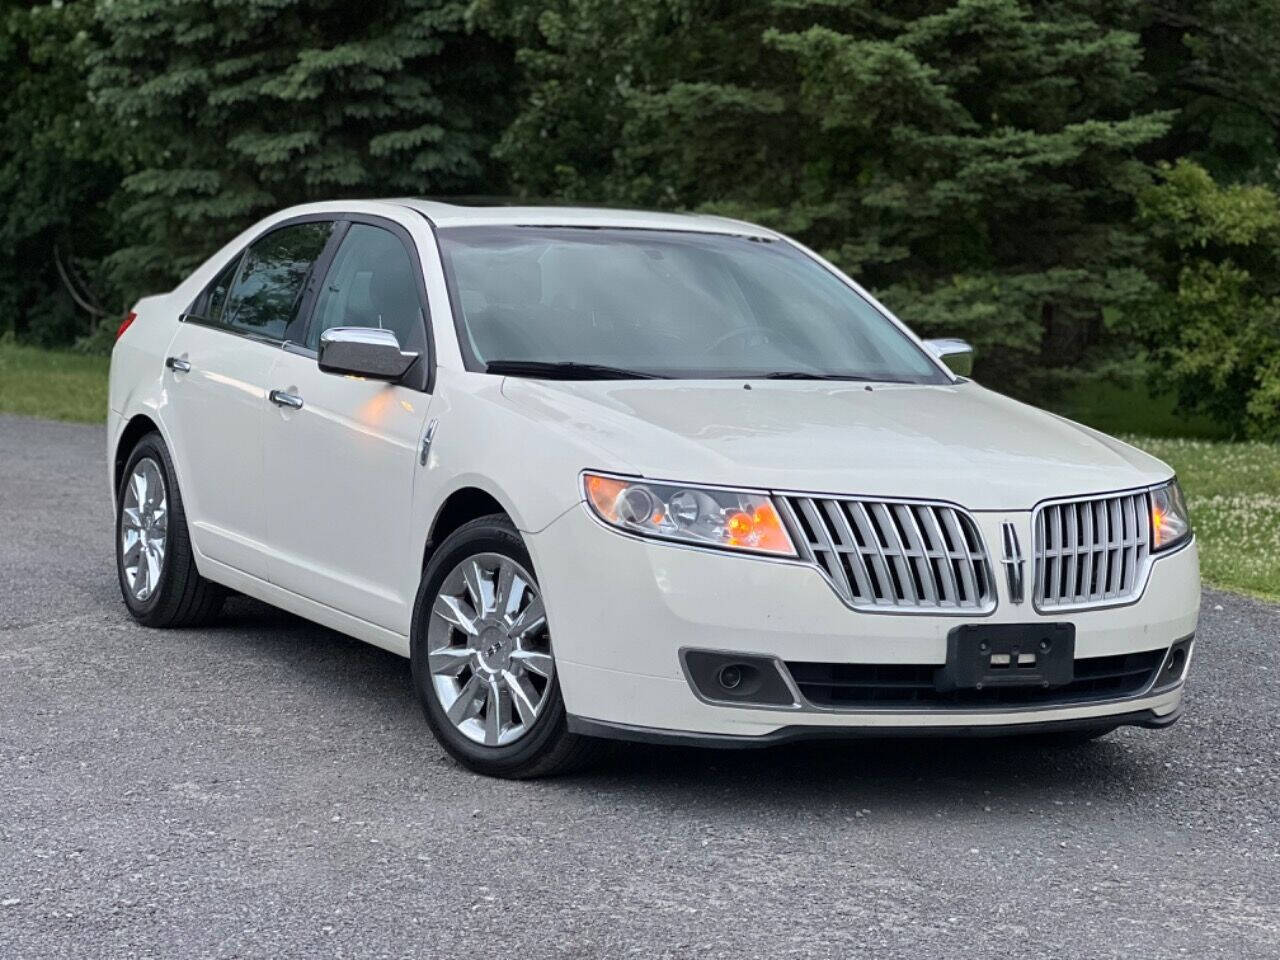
left=410, top=517, right=570, bottom=774
left=115, top=434, right=176, bottom=618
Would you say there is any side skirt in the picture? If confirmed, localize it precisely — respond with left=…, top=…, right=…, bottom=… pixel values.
left=196, top=553, right=411, bottom=659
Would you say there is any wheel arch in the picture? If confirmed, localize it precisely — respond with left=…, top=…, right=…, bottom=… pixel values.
left=112, top=413, right=163, bottom=504
left=422, top=485, right=514, bottom=570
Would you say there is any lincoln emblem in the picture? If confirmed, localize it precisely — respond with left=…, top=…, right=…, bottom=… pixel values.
left=1001, top=521, right=1026, bottom=603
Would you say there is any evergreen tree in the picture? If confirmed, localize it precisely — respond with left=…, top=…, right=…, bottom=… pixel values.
left=90, top=0, right=512, bottom=301
left=0, top=1, right=122, bottom=343
left=1142, top=1, right=1280, bottom=187
left=476, top=0, right=1173, bottom=396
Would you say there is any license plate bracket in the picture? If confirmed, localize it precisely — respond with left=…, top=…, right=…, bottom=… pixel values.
left=938, top=623, right=1075, bottom=691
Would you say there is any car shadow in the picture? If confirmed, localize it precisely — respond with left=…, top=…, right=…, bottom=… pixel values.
left=206, top=595, right=1178, bottom=813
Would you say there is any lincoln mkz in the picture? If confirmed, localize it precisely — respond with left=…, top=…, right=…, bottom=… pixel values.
left=108, top=201, right=1198, bottom=777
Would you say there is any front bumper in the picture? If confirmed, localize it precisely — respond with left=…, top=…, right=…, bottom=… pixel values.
left=527, top=504, right=1200, bottom=741
left=567, top=705, right=1183, bottom=749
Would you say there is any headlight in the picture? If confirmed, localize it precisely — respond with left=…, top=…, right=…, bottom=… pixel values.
left=1150, top=479, right=1191, bottom=551
left=582, top=473, right=797, bottom=557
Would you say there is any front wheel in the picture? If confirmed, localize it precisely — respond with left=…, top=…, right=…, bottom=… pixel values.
left=410, top=514, right=602, bottom=778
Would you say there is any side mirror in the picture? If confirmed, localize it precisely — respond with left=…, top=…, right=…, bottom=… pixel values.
left=923, top=338, right=974, bottom=378
left=318, top=327, right=419, bottom=382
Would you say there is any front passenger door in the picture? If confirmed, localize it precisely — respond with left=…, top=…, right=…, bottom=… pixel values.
left=263, top=219, right=432, bottom=635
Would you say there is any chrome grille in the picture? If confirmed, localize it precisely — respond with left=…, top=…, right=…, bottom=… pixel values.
left=781, top=497, right=996, bottom=613
left=1033, top=491, right=1151, bottom=609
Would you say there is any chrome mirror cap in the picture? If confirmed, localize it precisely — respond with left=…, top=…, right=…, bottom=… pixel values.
left=317, top=327, right=419, bottom=382
left=923, top=338, right=974, bottom=378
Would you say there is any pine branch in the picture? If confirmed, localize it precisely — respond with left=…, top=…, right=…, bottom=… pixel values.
left=53, top=243, right=109, bottom=319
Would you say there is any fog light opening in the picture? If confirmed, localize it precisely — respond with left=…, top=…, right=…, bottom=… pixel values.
left=718, top=664, right=744, bottom=690
left=682, top=651, right=797, bottom=707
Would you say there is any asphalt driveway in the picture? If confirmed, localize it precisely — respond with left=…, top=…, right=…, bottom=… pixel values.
left=1, top=414, right=1278, bottom=959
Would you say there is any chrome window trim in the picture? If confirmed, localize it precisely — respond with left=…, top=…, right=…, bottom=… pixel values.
left=180, top=312, right=291, bottom=350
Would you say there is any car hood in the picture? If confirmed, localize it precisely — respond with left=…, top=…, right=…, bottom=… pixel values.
left=499, top=378, right=1172, bottom=511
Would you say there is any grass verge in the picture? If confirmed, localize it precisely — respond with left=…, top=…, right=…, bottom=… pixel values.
left=0, top=342, right=109, bottom=423
left=1125, top=436, right=1280, bottom=603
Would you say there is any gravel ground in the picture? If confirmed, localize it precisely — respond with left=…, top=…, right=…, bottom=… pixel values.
left=1, top=414, right=1278, bottom=959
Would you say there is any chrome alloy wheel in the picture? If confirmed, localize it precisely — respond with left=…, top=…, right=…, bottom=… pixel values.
left=120, top=457, right=169, bottom=602
left=427, top=553, right=555, bottom=747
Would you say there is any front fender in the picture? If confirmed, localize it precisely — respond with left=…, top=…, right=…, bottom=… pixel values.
left=408, top=370, right=632, bottom=580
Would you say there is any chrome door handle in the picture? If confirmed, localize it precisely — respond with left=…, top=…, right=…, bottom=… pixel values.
left=165, top=356, right=191, bottom=373
left=268, top=389, right=304, bottom=410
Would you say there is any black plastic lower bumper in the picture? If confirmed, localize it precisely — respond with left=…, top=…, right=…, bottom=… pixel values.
left=566, top=704, right=1182, bottom=750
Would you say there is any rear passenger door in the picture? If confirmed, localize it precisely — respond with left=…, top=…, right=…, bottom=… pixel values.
left=162, top=219, right=335, bottom=580
left=262, top=217, right=433, bottom=634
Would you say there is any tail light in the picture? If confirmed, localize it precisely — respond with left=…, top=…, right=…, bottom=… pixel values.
left=116, top=311, right=137, bottom=342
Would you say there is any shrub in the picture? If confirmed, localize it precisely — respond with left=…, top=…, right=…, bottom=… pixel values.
left=1135, top=160, right=1280, bottom=439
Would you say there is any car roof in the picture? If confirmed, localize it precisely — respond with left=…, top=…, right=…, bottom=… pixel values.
left=392, top=199, right=779, bottom=238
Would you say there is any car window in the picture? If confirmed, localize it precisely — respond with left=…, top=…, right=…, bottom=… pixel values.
left=221, top=221, right=334, bottom=341
left=436, top=226, right=948, bottom=383
left=187, top=255, right=241, bottom=323
left=307, top=223, right=425, bottom=351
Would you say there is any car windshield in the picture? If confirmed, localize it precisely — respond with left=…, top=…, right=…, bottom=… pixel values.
left=436, top=226, right=950, bottom=383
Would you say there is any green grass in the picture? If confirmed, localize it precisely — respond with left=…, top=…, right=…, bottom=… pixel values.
left=1125, top=436, right=1280, bottom=603
left=0, top=342, right=109, bottom=423
left=1, top=342, right=1275, bottom=599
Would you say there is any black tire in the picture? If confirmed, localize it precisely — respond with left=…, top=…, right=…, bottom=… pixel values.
left=115, top=431, right=225, bottom=628
left=410, top=514, right=603, bottom=779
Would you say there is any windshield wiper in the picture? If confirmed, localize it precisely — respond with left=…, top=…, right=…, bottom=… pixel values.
left=759, top=371, right=879, bottom=381
left=484, top=360, right=669, bottom=380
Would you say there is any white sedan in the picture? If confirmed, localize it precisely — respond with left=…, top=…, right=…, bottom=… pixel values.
left=108, top=201, right=1199, bottom=777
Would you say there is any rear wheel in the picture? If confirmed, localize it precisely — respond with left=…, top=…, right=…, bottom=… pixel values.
left=115, top=432, right=224, bottom=627
left=410, top=514, right=602, bottom=778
